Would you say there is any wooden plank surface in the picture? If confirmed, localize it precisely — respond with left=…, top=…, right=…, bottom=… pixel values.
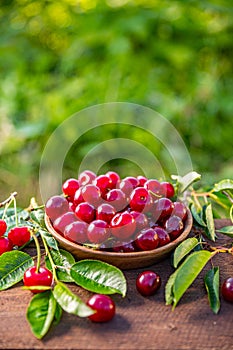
left=1, top=219, right=233, bottom=350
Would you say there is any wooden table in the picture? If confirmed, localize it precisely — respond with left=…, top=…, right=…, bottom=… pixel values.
left=1, top=219, right=233, bottom=350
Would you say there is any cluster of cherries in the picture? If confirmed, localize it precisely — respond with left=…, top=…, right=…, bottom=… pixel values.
left=0, top=220, right=31, bottom=255
left=46, top=170, right=188, bottom=252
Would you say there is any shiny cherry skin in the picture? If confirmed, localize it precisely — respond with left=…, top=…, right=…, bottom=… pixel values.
left=144, top=179, right=164, bottom=198
left=160, top=182, right=175, bottom=198
left=106, top=189, right=128, bottom=211
left=129, top=187, right=152, bottom=212
left=137, top=175, right=148, bottom=186
left=106, top=171, right=120, bottom=188
left=8, top=226, right=31, bottom=247
left=153, top=227, right=171, bottom=247
left=62, top=178, right=80, bottom=200
left=75, top=202, right=96, bottom=223
left=64, top=221, right=88, bottom=244
left=87, top=220, right=110, bottom=244
left=165, top=215, right=184, bottom=240
left=93, top=175, right=112, bottom=195
left=136, top=271, right=161, bottom=296
left=172, top=202, right=188, bottom=221
left=222, top=278, right=233, bottom=303
left=0, top=237, right=13, bottom=255
left=135, top=228, right=159, bottom=251
left=45, top=195, right=70, bottom=222
left=81, top=184, right=102, bottom=207
left=110, top=212, right=136, bottom=240
left=96, top=203, right=116, bottom=223
left=78, top=170, right=96, bottom=186
left=0, top=219, right=7, bottom=236
left=152, top=198, right=174, bottom=221
left=23, top=266, right=53, bottom=294
left=73, top=187, right=84, bottom=206
left=112, top=240, right=137, bottom=253
left=87, top=294, right=115, bottom=323
left=53, top=212, right=78, bottom=236
left=130, top=211, right=148, bottom=232
left=118, top=177, right=139, bottom=196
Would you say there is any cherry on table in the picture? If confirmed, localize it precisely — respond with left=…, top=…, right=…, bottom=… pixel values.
left=136, top=270, right=161, bottom=296
left=0, top=219, right=7, bottom=236
left=0, top=237, right=13, bottom=255
left=87, top=294, right=115, bottom=322
left=23, top=266, right=53, bottom=294
left=222, top=277, right=233, bottom=303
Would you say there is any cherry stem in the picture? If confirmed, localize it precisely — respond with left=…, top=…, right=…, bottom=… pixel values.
left=13, top=196, right=18, bottom=227
left=31, top=231, right=41, bottom=273
left=1, top=192, right=18, bottom=220
left=41, top=235, right=58, bottom=283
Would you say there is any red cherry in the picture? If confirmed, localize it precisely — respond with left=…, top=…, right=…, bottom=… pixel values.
left=87, top=220, right=110, bottom=244
left=0, top=237, right=13, bottom=255
left=53, top=212, right=78, bottom=236
left=75, top=202, right=96, bottom=223
left=93, top=175, right=112, bottom=195
left=111, top=212, right=136, bottom=240
left=144, top=179, right=164, bottom=198
left=118, top=177, right=138, bottom=196
left=106, top=171, right=120, bottom=188
left=96, top=203, right=116, bottom=223
left=106, top=189, right=128, bottom=211
left=87, top=294, right=115, bottom=323
left=172, top=202, right=188, bottom=221
left=23, top=266, right=53, bottom=294
left=81, top=184, right=102, bottom=207
left=45, top=195, right=69, bottom=222
left=0, top=219, right=7, bottom=236
left=130, top=211, right=148, bottom=232
left=153, top=227, right=171, bottom=247
left=137, top=175, right=148, bottom=186
left=73, top=187, right=84, bottom=206
left=8, top=226, right=31, bottom=247
left=222, top=278, right=233, bottom=303
left=160, top=181, right=175, bottom=198
left=136, top=271, right=161, bottom=296
left=152, top=198, right=174, bottom=221
left=135, top=228, right=159, bottom=251
left=165, top=215, right=184, bottom=240
left=129, top=187, right=152, bottom=212
left=112, top=240, right=137, bottom=253
left=64, top=221, right=88, bottom=244
left=78, top=170, right=96, bottom=186
left=62, top=178, right=80, bottom=200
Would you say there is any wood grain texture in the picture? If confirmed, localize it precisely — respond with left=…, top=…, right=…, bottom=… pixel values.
left=1, top=219, right=233, bottom=350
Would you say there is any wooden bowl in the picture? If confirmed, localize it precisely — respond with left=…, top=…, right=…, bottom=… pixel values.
left=45, top=209, right=193, bottom=270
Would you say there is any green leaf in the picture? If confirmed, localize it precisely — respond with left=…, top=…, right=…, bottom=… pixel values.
left=45, top=249, right=75, bottom=282
left=52, top=282, right=94, bottom=317
left=30, top=209, right=46, bottom=228
left=39, top=229, right=59, bottom=251
left=191, top=204, right=207, bottom=227
left=26, top=291, right=57, bottom=339
left=70, top=259, right=127, bottom=297
left=230, top=205, right=233, bottom=223
left=216, top=225, right=233, bottom=237
left=204, top=267, right=220, bottom=314
left=1, top=208, right=30, bottom=231
left=166, top=250, right=212, bottom=308
left=205, top=204, right=216, bottom=241
left=173, top=237, right=199, bottom=268
left=213, top=179, right=233, bottom=193
left=0, top=251, right=34, bottom=290
left=171, top=171, right=201, bottom=194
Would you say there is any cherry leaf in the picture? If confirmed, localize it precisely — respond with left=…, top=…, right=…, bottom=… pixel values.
left=173, top=237, right=199, bottom=268
left=204, top=267, right=220, bottom=314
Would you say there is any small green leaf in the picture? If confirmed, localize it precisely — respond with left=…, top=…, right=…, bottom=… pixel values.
left=171, top=171, right=201, bottom=194
left=173, top=237, right=199, bottom=268
left=30, top=209, right=46, bottom=228
left=45, top=249, right=75, bottom=282
left=26, top=291, right=57, bottom=339
left=213, top=179, right=233, bottom=193
left=191, top=204, right=207, bottom=227
left=39, top=229, right=59, bottom=251
left=0, top=251, right=34, bottom=290
left=204, top=267, right=220, bottom=314
left=70, top=260, right=127, bottom=297
left=216, top=225, right=233, bottom=237
left=52, top=282, right=94, bottom=317
left=165, top=270, right=178, bottom=305
left=205, top=204, right=216, bottom=241
left=2, top=209, right=30, bottom=231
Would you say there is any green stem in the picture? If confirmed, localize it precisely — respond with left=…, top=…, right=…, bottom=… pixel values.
left=31, top=231, right=41, bottom=273
left=41, top=235, right=58, bottom=283
left=1, top=192, right=18, bottom=220
left=208, top=193, right=228, bottom=209
left=13, top=196, right=18, bottom=226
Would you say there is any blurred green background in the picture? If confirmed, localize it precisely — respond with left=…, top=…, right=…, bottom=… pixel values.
left=0, top=0, right=232, bottom=206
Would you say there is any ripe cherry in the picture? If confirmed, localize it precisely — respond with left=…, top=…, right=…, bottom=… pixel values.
left=73, top=187, right=84, bottom=206
left=135, top=228, right=159, bottom=251
left=106, top=171, right=120, bottom=188
left=0, top=237, right=13, bottom=255
left=87, top=294, right=115, bottom=323
left=96, top=203, right=116, bottom=223
left=119, top=177, right=138, bottom=196
left=62, top=178, right=80, bottom=200
left=78, top=170, right=96, bottom=186
left=81, top=184, right=102, bottom=207
left=172, top=202, right=188, bottom=221
left=106, top=189, right=127, bottom=211
left=87, top=220, right=110, bottom=244
left=93, top=175, right=112, bottom=195
left=111, top=212, right=136, bottom=240
left=53, top=212, right=78, bottom=236
left=75, top=202, right=96, bottom=223
left=45, top=195, right=69, bottom=222
left=23, top=266, right=53, bottom=294
left=152, top=198, right=174, bottom=220
left=112, top=240, right=136, bottom=253
left=64, top=221, right=88, bottom=244
left=0, top=219, right=7, bottom=236
left=137, top=175, right=148, bottom=186
left=221, top=278, right=233, bottom=303
left=160, top=181, right=175, bottom=198
left=130, top=211, right=148, bottom=232
left=153, top=227, right=171, bottom=247
left=129, top=187, right=152, bottom=212
left=8, top=226, right=31, bottom=247
left=136, top=270, right=161, bottom=296
left=165, top=215, right=184, bottom=240
left=144, top=179, right=164, bottom=198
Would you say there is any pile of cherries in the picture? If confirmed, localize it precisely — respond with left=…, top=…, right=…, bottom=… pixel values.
left=45, top=170, right=189, bottom=253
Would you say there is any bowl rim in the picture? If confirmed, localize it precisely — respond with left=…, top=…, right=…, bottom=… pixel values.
left=44, top=207, right=193, bottom=258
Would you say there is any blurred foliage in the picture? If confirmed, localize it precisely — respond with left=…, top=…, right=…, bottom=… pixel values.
left=0, top=0, right=232, bottom=205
